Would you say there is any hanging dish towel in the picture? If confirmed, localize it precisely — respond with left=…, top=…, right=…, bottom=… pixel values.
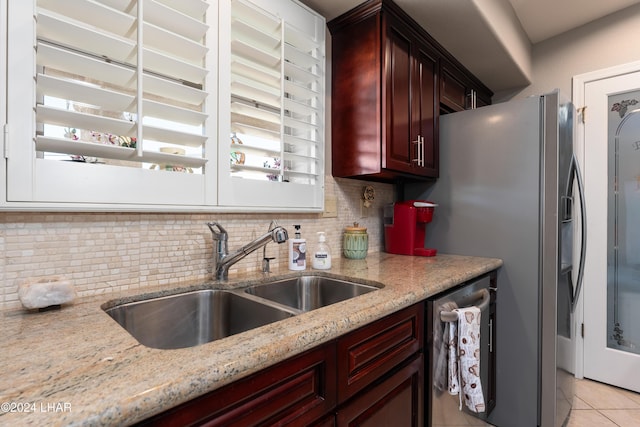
left=434, top=302, right=458, bottom=393
left=448, top=306, right=486, bottom=413
left=447, top=313, right=460, bottom=396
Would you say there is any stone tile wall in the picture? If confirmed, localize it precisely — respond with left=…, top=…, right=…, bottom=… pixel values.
left=0, top=178, right=394, bottom=310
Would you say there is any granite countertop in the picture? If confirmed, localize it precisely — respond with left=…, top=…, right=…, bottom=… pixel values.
left=0, top=252, right=502, bottom=426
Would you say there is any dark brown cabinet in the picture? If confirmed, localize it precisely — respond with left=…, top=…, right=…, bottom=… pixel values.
left=440, top=59, right=492, bottom=113
left=336, top=303, right=424, bottom=426
left=383, top=15, right=438, bottom=178
left=336, top=355, right=423, bottom=427
left=139, top=303, right=424, bottom=427
left=328, top=0, right=492, bottom=182
left=329, top=0, right=438, bottom=181
left=336, top=301, right=423, bottom=403
left=139, top=344, right=337, bottom=427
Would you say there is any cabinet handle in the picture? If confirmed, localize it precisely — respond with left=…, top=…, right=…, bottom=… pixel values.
left=489, top=318, right=493, bottom=353
left=412, top=137, right=420, bottom=165
left=466, top=90, right=478, bottom=109
left=412, top=136, right=425, bottom=167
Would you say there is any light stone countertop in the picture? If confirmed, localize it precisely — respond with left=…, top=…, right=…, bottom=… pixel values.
left=0, top=252, right=502, bottom=426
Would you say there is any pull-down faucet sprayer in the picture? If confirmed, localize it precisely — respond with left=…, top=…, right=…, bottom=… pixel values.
left=207, top=221, right=289, bottom=280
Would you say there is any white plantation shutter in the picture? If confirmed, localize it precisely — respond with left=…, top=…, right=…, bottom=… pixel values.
left=6, top=0, right=216, bottom=206
left=219, top=0, right=325, bottom=209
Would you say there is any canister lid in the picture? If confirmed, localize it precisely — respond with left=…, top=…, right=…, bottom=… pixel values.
left=344, top=222, right=367, bottom=233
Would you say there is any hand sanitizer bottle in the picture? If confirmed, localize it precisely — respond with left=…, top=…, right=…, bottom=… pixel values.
left=312, top=232, right=332, bottom=270
left=288, top=225, right=306, bottom=270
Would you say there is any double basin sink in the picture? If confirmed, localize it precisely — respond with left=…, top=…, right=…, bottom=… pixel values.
left=104, top=275, right=380, bottom=350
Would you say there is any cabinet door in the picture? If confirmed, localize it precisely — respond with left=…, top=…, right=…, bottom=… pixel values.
left=141, top=344, right=337, bottom=427
left=440, top=60, right=492, bottom=113
left=384, top=18, right=414, bottom=175
left=412, top=45, right=438, bottom=177
left=475, top=92, right=492, bottom=109
left=336, top=354, right=424, bottom=427
left=440, top=65, right=468, bottom=112
left=384, top=18, right=437, bottom=178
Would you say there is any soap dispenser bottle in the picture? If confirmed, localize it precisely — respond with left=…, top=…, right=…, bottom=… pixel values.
left=288, top=225, right=306, bottom=270
left=312, top=232, right=332, bottom=270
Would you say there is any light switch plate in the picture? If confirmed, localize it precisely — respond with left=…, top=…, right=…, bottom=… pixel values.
left=322, top=193, right=338, bottom=218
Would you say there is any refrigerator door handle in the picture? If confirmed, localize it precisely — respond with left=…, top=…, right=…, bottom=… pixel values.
left=567, top=153, right=587, bottom=312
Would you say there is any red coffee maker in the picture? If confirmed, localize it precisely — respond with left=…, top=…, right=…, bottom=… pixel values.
left=384, top=200, right=438, bottom=256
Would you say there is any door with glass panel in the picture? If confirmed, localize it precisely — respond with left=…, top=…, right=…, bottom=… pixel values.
left=578, top=63, right=640, bottom=392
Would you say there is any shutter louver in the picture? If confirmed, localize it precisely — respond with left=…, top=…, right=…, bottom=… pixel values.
left=34, top=0, right=210, bottom=174
left=228, top=0, right=323, bottom=185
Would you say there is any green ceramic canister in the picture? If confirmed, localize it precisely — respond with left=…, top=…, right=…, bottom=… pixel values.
left=343, top=223, right=368, bottom=259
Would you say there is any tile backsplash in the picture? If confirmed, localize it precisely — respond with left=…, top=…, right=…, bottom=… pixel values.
left=0, top=177, right=394, bottom=311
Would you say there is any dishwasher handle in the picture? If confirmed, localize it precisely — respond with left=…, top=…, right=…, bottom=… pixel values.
left=440, top=288, right=490, bottom=323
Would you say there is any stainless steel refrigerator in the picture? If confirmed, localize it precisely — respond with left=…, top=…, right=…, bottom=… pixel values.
left=408, top=91, right=586, bottom=427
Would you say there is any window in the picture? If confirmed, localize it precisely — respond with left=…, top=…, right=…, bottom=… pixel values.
left=218, top=0, right=325, bottom=209
left=4, top=0, right=324, bottom=211
left=6, top=0, right=216, bottom=207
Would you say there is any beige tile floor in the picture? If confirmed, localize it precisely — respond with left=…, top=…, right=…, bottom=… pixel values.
left=433, top=378, right=640, bottom=426
left=568, top=378, right=640, bottom=427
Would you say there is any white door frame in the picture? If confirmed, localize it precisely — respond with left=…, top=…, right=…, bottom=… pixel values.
left=572, top=60, right=640, bottom=380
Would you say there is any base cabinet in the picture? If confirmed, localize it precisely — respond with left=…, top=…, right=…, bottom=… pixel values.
left=336, top=303, right=424, bottom=426
left=139, top=303, right=424, bottom=427
left=336, top=355, right=423, bottom=427
left=336, top=302, right=423, bottom=402
left=138, top=344, right=337, bottom=427
left=310, top=415, right=337, bottom=427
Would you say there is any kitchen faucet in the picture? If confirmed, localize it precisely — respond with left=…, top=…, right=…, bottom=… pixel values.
left=207, top=221, right=289, bottom=280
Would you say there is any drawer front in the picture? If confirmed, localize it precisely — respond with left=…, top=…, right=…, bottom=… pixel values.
left=142, top=344, right=337, bottom=427
left=337, top=303, right=423, bottom=403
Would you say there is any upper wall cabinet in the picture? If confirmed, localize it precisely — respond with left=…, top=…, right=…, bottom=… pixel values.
left=329, top=1, right=438, bottom=182
left=382, top=13, right=439, bottom=178
left=440, top=58, right=492, bottom=113
left=328, top=0, right=491, bottom=182
left=3, top=0, right=324, bottom=212
left=218, top=0, right=325, bottom=210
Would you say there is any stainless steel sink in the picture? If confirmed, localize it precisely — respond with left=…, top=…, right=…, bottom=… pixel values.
left=105, top=290, right=294, bottom=349
left=105, top=275, right=380, bottom=349
left=243, top=275, right=379, bottom=312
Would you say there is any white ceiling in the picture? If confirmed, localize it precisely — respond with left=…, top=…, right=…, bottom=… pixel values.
left=299, top=0, right=640, bottom=93
left=506, top=0, right=640, bottom=43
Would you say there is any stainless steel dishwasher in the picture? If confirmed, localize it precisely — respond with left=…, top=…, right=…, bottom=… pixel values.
left=426, top=273, right=496, bottom=427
